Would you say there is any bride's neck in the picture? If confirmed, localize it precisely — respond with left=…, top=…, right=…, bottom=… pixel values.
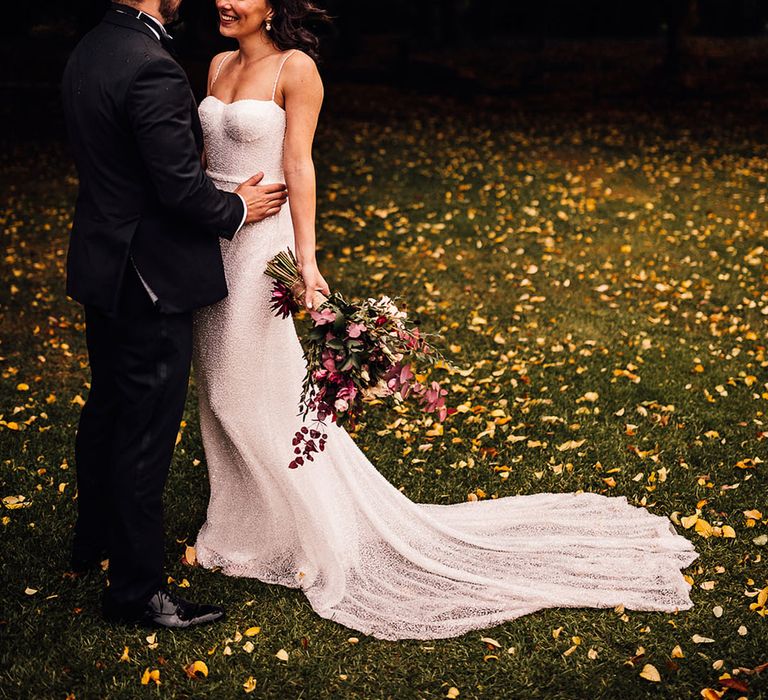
left=236, top=32, right=277, bottom=63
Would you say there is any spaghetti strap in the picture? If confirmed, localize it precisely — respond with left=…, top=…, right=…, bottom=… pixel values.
left=210, top=51, right=235, bottom=91
left=271, top=50, right=297, bottom=101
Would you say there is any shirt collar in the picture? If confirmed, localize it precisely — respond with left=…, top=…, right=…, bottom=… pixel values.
left=112, top=3, right=171, bottom=41
left=139, top=11, right=169, bottom=40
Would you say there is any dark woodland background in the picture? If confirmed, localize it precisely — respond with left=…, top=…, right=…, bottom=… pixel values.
left=2, top=0, right=768, bottom=137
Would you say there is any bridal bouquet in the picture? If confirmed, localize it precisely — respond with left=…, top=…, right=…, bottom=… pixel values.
left=265, top=249, right=452, bottom=468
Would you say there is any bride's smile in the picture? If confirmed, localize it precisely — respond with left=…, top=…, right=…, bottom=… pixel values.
left=216, top=0, right=272, bottom=38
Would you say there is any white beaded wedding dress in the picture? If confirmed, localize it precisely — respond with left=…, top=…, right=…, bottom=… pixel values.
left=192, top=52, right=698, bottom=640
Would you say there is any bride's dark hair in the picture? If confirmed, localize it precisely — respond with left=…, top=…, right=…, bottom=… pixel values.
left=268, top=0, right=331, bottom=62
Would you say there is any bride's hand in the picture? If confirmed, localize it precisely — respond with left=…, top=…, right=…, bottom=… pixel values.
left=297, top=261, right=330, bottom=310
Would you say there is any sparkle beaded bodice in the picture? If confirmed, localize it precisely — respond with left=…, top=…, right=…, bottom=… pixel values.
left=199, top=96, right=286, bottom=185
left=190, top=53, right=698, bottom=641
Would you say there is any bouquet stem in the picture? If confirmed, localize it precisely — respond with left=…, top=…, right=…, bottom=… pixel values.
left=264, top=248, right=328, bottom=309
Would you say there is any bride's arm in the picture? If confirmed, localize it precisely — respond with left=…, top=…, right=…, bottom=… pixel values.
left=281, top=51, right=329, bottom=309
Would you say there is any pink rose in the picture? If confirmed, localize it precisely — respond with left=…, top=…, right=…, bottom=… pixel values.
left=346, top=322, right=366, bottom=338
left=321, top=349, right=336, bottom=372
left=337, top=385, right=358, bottom=403
left=310, top=308, right=336, bottom=325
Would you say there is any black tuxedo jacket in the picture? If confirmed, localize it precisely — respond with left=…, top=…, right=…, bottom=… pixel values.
left=62, top=6, right=245, bottom=314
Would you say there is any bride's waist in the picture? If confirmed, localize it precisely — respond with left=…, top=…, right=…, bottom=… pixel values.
left=206, top=169, right=285, bottom=189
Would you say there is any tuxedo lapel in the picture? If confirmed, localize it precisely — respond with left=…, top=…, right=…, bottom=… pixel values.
left=105, top=7, right=200, bottom=151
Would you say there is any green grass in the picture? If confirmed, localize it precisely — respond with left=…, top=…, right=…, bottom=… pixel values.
left=1, top=89, right=767, bottom=699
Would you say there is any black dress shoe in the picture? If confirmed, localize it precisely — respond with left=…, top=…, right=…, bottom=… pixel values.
left=103, top=587, right=226, bottom=629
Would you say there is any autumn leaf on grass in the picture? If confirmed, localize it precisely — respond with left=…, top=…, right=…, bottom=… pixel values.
left=480, top=637, right=501, bottom=649
left=639, top=664, right=661, bottom=682
left=748, top=587, right=768, bottom=616
left=3, top=495, right=30, bottom=510
left=700, top=689, right=725, bottom=700
left=243, top=677, right=257, bottom=693
left=557, top=439, right=586, bottom=452
left=181, top=545, right=197, bottom=566
left=719, top=677, right=750, bottom=693
left=183, top=661, right=208, bottom=679
left=140, top=668, right=160, bottom=686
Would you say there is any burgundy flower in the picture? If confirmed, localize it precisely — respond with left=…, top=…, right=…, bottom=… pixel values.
left=269, top=280, right=300, bottom=318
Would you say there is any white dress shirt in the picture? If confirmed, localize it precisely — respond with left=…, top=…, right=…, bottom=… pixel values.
left=117, top=7, right=248, bottom=304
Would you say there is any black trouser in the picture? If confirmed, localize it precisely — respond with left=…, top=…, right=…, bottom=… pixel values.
left=73, top=264, right=192, bottom=612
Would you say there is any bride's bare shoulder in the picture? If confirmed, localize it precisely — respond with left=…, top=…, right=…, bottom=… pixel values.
left=281, top=50, right=322, bottom=91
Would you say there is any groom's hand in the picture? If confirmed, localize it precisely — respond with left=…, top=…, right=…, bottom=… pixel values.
left=235, top=173, right=288, bottom=224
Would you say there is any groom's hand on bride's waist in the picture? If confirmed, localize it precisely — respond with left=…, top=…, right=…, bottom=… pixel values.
left=235, top=172, right=288, bottom=224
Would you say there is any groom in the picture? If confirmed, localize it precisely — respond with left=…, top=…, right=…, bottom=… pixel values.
left=61, top=0, right=287, bottom=628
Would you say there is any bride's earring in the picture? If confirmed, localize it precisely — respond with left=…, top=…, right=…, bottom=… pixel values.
left=265, top=18, right=272, bottom=31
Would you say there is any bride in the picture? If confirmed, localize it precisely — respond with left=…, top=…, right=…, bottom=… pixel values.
left=192, top=0, right=698, bottom=640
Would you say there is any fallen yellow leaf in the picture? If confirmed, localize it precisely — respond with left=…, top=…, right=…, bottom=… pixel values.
left=694, top=518, right=714, bottom=538
left=639, top=664, right=661, bottom=682
left=184, top=660, right=208, bottom=678
left=183, top=545, right=197, bottom=566
left=140, top=669, right=160, bottom=686
left=480, top=637, right=501, bottom=648
left=681, top=514, right=698, bottom=529
left=701, top=689, right=725, bottom=700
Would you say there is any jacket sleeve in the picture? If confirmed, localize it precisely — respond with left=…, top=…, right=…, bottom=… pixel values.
left=125, top=55, right=244, bottom=240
